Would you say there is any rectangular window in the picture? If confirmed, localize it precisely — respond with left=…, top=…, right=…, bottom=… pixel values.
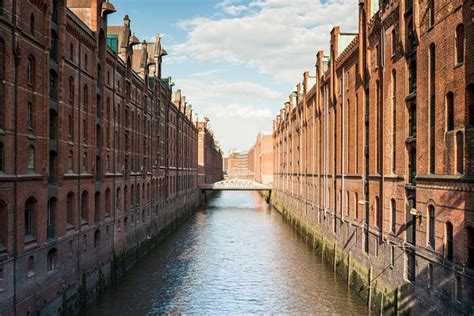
left=429, top=0, right=435, bottom=28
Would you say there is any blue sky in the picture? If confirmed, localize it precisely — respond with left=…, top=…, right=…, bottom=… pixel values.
left=108, top=0, right=358, bottom=154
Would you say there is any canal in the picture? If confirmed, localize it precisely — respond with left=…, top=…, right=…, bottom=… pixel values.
left=83, top=191, right=368, bottom=315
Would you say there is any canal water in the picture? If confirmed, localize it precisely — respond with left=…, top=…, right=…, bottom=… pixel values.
left=83, top=191, right=368, bottom=315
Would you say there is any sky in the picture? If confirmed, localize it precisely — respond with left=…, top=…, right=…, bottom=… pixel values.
left=108, top=0, right=359, bottom=154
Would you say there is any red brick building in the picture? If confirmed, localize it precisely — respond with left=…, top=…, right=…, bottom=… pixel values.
left=252, top=132, right=273, bottom=185
left=273, top=0, right=473, bottom=313
left=0, top=0, right=220, bottom=314
left=196, top=120, right=223, bottom=185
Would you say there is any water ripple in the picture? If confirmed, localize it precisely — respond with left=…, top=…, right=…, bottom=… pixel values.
left=82, top=191, right=368, bottom=315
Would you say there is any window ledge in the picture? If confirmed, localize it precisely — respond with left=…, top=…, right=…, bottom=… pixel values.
left=454, top=62, right=464, bottom=69
left=24, top=236, right=37, bottom=250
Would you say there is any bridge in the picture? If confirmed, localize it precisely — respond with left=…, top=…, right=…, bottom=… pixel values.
left=199, top=179, right=272, bottom=191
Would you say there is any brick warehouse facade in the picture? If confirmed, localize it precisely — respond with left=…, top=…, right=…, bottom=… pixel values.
left=196, top=120, right=224, bottom=186
left=272, top=0, right=473, bottom=314
left=0, top=0, right=222, bottom=314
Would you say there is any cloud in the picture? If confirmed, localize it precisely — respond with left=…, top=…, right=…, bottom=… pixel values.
left=173, top=0, right=358, bottom=83
left=189, top=69, right=225, bottom=78
left=211, top=104, right=273, bottom=119
left=165, top=55, right=187, bottom=64
left=216, top=0, right=248, bottom=16
left=174, top=79, right=285, bottom=104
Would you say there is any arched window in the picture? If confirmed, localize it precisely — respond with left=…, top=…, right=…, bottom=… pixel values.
left=106, top=98, right=111, bottom=120
left=446, top=92, right=454, bottom=131
left=68, top=150, right=73, bottom=172
left=446, top=222, right=454, bottom=261
left=375, top=196, right=382, bottom=229
left=47, top=248, right=58, bottom=271
left=391, top=199, right=396, bottom=234
left=83, top=118, right=88, bottom=142
left=456, top=131, right=464, bottom=174
left=24, top=197, right=37, bottom=238
left=47, top=198, right=57, bottom=240
left=391, top=27, right=396, bottom=56
left=392, top=70, right=397, bottom=173
left=0, top=200, right=7, bottom=248
left=66, top=192, right=75, bottom=228
left=94, top=230, right=100, bottom=248
left=428, top=0, right=434, bottom=28
left=346, top=191, right=349, bottom=217
left=0, top=142, right=5, bottom=172
left=27, top=102, right=33, bottom=130
left=116, top=187, right=121, bottom=210
left=27, top=55, right=35, bottom=87
left=467, top=226, right=474, bottom=269
left=94, top=191, right=100, bottom=223
left=83, top=84, right=88, bottom=111
left=49, top=70, right=58, bottom=100
left=48, top=150, right=58, bottom=184
left=0, top=38, right=5, bottom=129
left=51, top=0, right=59, bottom=23
left=30, top=13, right=35, bottom=36
left=81, top=191, right=89, bottom=224
left=82, top=151, right=87, bottom=172
left=51, top=30, right=58, bottom=62
left=131, top=184, right=135, bottom=208
left=27, top=146, right=35, bottom=171
left=124, top=185, right=128, bottom=210
left=27, top=256, right=35, bottom=277
left=105, top=188, right=111, bottom=216
left=95, top=155, right=101, bottom=181
left=69, top=43, right=74, bottom=61
left=96, top=94, right=101, bottom=118
left=428, top=205, right=435, bottom=248
left=147, top=183, right=150, bottom=203
left=467, top=84, right=474, bottom=127
left=49, top=109, right=58, bottom=141
left=456, top=24, right=464, bottom=64
left=354, top=193, right=359, bottom=220
left=429, top=44, right=436, bottom=174
left=69, top=77, right=74, bottom=103
left=68, top=114, right=73, bottom=138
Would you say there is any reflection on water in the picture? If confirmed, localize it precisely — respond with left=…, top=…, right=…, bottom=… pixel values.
left=83, top=191, right=368, bottom=315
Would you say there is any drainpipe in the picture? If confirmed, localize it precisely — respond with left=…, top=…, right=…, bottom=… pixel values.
left=380, top=23, right=386, bottom=236
left=341, top=68, right=345, bottom=223
left=12, top=0, right=19, bottom=314
left=111, top=52, right=117, bottom=256
left=76, top=37, right=83, bottom=285
left=312, top=83, right=315, bottom=208
left=324, top=84, right=329, bottom=217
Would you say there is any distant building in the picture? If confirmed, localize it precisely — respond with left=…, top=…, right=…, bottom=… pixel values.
left=197, top=121, right=223, bottom=185
left=248, top=146, right=255, bottom=177
left=252, top=132, right=273, bottom=185
left=225, top=151, right=252, bottom=179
